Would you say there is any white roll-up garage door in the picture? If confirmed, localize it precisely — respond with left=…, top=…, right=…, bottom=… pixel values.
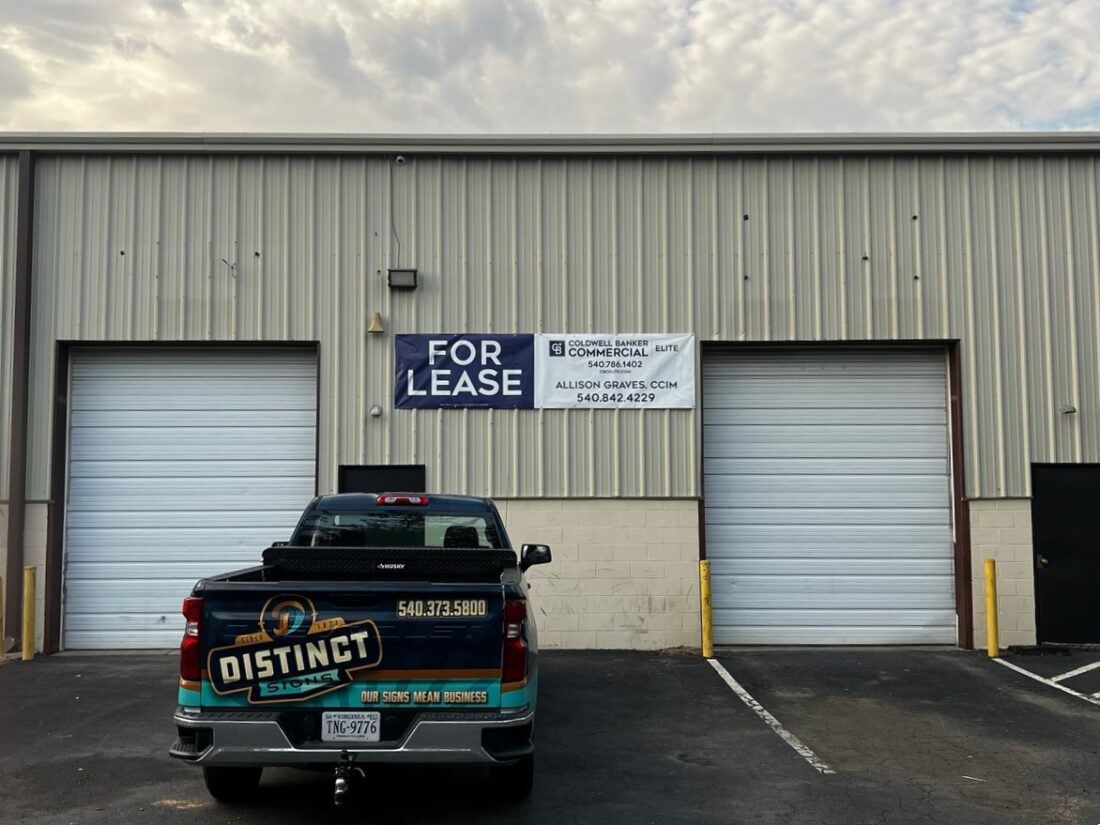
left=63, top=349, right=317, bottom=649
left=703, top=349, right=955, bottom=645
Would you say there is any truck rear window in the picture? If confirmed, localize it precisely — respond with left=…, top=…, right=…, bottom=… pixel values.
left=294, top=511, right=504, bottom=549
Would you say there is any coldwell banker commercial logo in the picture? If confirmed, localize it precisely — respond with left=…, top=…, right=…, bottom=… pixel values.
left=207, top=595, right=383, bottom=704
left=548, top=339, right=565, bottom=357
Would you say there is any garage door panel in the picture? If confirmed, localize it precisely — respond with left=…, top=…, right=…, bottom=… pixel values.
left=707, top=546, right=950, bottom=562
left=63, top=630, right=185, bottom=649
left=703, top=506, right=950, bottom=526
left=71, top=380, right=316, bottom=410
left=67, top=510, right=303, bottom=530
left=65, top=561, right=260, bottom=580
left=699, top=382, right=942, bottom=407
left=63, top=613, right=196, bottom=631
left=703, top=349, right=954, bottom=645
left=704, top=524, right=952, bottom=548
left=63, top=349, right=317, bottom=650
left=711, top=575, right=955, bottom=608
left=71, top=409, right=316, bottom=428
left=713, top=591, right=955, bottom=610
left=701, top=486, right=949, bottom=509
left=70, top=351, right=315, bottom=372
left=66, top=526, right=293, bottom=549
left=68, top=477, right=314, bottom=511
left=704, top=457, right=949, bottom=476
left=712, top=608, right=957, bottom=627
left=716, top=558, right=955, bottom=576
left=700, top=407, right=946, bottom=425
left=703, top=355, right=944, bottom=376
left=66, top=547, right=273, bottom=569
left=65, top=580, right=216, bottom=614
left=69, top=459, right=315, bottom=479
left=713, top=626, right=955, bottom=645
left=704, top=426, right=947, bottom=458
left=73, top=395, right=314, bottom=413
left=70, top=427, right=316, bottom=461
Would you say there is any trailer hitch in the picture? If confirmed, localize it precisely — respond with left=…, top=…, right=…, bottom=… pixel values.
left=334, top=751, right=365, bottom=806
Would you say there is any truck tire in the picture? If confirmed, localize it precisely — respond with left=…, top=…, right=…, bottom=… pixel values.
left=202, top=766, right=263, bottom=803
left=490, top=754, right=533, bottom=801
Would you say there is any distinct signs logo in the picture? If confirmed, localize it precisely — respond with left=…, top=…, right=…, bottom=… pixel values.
left=394, top=334, right=535, bottom=409
left=207, top=595, right=382, bottom=704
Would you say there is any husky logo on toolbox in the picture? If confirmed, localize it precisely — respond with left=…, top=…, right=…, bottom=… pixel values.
left=207, top=595, right=383, bottom=704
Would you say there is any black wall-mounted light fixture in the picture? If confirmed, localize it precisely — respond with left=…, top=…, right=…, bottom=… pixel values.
left=388, top=268, right=418, bottom=290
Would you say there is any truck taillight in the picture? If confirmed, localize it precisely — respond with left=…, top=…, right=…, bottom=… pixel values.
left=376, top=494, right=430, bottom=506
left=502, top=599, right=528, bottom=684
left=180, top=596, right=202, bottom=682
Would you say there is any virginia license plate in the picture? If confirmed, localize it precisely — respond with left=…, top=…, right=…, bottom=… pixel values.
left=321, top=711, right=381, bottom=743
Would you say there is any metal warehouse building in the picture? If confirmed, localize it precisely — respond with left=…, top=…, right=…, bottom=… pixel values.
left=2, top=133, right=1098, bottom=654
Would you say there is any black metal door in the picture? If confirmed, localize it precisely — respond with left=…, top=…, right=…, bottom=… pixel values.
left=1032, top=465, right=1100, bottom=644
left=338, top=464, right=426, bottom=494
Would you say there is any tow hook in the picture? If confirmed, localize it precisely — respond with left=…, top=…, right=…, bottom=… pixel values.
left=334, top=751, right=364, bottom=806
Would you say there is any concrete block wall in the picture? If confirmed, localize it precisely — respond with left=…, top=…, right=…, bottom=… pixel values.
left=969, top=499, right=1036, bottom=648
left=496, top=499, right=702, bottom=651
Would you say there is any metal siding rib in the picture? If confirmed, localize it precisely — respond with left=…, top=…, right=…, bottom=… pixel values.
left=19, top=153, right=1100, bottom=499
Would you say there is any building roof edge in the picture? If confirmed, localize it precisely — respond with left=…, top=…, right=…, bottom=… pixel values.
left=2, top=132, right=1100, bottom=155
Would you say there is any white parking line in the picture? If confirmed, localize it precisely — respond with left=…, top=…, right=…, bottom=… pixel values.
left=993, top=658, right=1100, bottom=707
left=707, top=658, right=835, bottom=775
left=1050, top=660, right=1100, bottom=683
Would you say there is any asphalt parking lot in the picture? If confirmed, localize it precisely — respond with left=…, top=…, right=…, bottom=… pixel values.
left=1, top=649, right=1098, bottom=825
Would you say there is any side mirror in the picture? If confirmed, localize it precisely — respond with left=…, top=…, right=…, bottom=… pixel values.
left=520, top=544, right=552, bottom=571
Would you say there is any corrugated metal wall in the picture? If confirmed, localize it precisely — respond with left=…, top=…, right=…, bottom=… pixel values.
left=23, top=153, right=1100, bottom=499
left=0, top=155, right=18, bottom=501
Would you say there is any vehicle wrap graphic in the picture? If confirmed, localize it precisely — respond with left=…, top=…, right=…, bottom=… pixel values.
left=206, top=595, right=383, bottom=704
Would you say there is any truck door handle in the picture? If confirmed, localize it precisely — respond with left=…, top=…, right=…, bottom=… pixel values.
left=1037, top=555, right=1049, bottom=568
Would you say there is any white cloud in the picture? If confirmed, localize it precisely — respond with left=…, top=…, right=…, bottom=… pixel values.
left=0, top=0, right=1098, bottom=132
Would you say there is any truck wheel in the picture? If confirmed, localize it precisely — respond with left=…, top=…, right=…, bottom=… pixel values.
left=490, top=754, right=533, bottom=801
left=202, top=766, right=263, bottom=803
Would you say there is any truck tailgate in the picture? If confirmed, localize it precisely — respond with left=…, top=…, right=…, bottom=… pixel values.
left=197, top=582, right=505, bottom=711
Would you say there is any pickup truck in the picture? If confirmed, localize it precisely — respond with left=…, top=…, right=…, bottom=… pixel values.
left=169, top=493, right=551, bottom=805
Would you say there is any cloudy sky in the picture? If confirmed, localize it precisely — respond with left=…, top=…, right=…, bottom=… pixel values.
left=0, top=0, right=1098, bottom=133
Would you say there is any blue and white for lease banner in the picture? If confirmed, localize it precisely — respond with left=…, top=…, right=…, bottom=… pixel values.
left=395, top=333, right=694, bottom=410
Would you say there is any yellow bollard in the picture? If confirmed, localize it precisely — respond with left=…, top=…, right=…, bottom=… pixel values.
left=984, top=559, right=999, bottom=658
left=22, top=566, right=36, bottom=662
left=700, top=560, right=714, bottom=659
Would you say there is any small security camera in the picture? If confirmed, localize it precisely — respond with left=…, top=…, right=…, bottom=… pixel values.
left=394, top=155, right=407, bottom=166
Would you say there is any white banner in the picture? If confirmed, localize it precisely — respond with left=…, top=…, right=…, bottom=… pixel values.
left=534, top=334, right=695, bottom=409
